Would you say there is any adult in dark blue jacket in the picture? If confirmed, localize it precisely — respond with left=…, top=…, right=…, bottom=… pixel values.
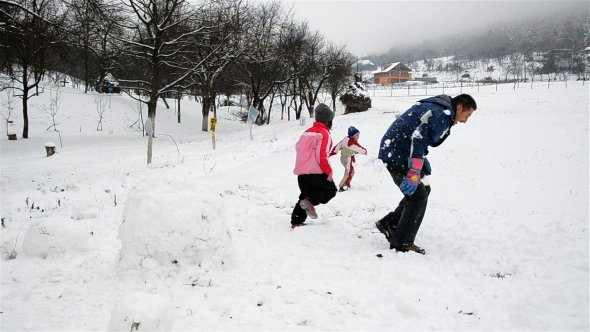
left=376, top=94, right=477, bottom=254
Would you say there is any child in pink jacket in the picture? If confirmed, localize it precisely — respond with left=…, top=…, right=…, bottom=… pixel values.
left=291, top=103, right=338, bottom=228
left=330, top=126, right=367, bottom=192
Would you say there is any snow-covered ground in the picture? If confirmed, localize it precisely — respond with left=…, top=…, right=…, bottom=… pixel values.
left=1, top=80, right=588, bottom=331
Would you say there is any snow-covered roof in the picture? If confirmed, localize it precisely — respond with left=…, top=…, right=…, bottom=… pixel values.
left=372, top=62, right=413, bottom=75
left=356, top=59, right=375, bottom=66
left=373, top=62, right=400, bottom=74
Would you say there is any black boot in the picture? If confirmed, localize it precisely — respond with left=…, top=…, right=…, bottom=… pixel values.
left=375, top=221, right=391, bottom=241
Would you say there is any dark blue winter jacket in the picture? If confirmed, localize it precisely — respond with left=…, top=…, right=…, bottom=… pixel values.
left=378, top=95, right=456, bottom=168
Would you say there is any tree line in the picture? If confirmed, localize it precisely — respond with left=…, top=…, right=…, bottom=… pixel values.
left=0, top=0, right=355, bottom=138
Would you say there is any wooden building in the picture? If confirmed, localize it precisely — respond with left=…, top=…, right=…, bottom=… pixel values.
left=372, top=62, right=412, bottom=84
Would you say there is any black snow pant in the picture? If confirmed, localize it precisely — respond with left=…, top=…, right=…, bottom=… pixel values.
left=378, top=163, right=431, bottom=247
left=291, top=174, right=337, bottom=225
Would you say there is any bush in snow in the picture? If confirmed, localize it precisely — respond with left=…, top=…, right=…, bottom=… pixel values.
left=22, top=219, right=89, bottom=259
left=107, top=292, right=174, bottom=331
left=339, top=78, right=372, bottom=114
left=118, top=175, right=232, bottom=273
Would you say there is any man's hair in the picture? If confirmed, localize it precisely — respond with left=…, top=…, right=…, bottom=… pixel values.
left=453, top=94, right=477, bottom=111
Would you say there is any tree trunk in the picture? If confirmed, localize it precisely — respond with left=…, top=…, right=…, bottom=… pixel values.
left=22, top=68, right=29, bottom=139
left=84, top=42, right=89, bottom=93
left=331, top=92, right=337, bottom=114
left=266, top=89, right=276, bottom=125
left=148, top=96, right=157, bottom=126
left=201, top=93, right=212, bottom=132
left=22, top=92, right=29, bottom=139
left=177, top=95, right=181, bottom=123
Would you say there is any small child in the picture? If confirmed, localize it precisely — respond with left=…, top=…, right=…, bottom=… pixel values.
left=330, top=126, right=367, bottom=192
left=291, top=103, right=338, bottom=228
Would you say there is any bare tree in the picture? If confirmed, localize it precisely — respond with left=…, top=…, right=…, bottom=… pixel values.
left=187, top=0, right=246, bottom=131
left=112, top=0, right=219, bottom=163
left=95, top=94, right=107, bottom=131
left=64, top=0, right=123, bottom=93
left=42, top=86, right=60, bottom=131
left=319, top=44, right=354, bottom=114
left=507, top=53, right=523, bottom=82
left=235, top=2, right=292, bottom=124
left=0, top=0, right=67, bottom=138
left=0, top=89, right=16, bottom=135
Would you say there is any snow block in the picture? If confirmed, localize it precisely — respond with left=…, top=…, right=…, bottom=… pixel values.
left=107, top=292, right=174, bottom=331
left=118, top=175, right=232, bottom=270
left=22, top=219, right=89, bottom=259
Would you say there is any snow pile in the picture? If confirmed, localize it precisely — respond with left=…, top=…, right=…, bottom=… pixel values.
left=107, top=291, right=174, bottom=331
left=117, top=174, right=232, bottom=273
left=22, top=218, right=89, bottom=259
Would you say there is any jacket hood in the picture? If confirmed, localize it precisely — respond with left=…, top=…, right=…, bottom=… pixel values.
left=419, top=95, right=455, bottom=114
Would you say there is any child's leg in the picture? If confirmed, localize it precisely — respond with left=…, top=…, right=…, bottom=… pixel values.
left=291, top=175, right=309, bottom=225
left=291, top=203, right=307, bottom=225
left=339, top=158, right=351, bottom=188
left=344, top=162, right=355, bottom=188
left=305, top=174, right=337, bottom=205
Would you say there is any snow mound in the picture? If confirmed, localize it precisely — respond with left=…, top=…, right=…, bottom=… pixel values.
left=118, top=175, right=232, bottom=271
left=22, top=219, right=89, bottom=259
left=107, top=292, right=174, bottom=331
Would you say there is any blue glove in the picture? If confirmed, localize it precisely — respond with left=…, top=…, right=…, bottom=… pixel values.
left=400, top=158, right=423, bottom=195
left=400, top=173, right=419, bottom=195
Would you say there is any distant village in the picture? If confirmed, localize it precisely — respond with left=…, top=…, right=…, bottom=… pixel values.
left=359, top=46, right=590, bottom=85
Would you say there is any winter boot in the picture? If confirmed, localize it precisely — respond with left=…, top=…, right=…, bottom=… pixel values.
left=375, top=221, right=391, bottom=241
left=291, top=222, right=307, bottom=229
left=396, top=243, right=426, bottom=255
left=299, top=199, right=317, bottom=219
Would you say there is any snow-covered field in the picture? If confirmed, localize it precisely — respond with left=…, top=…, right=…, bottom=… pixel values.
left=1, top=80, right=588, bottom=331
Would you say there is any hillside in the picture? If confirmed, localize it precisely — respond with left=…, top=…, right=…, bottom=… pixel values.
left=1, top=80, right=589, bottom=330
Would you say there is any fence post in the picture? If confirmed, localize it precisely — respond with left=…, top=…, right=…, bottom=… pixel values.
left=407, top=85, right=410, bottom=96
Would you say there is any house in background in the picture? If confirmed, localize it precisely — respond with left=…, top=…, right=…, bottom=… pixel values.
left=372, top=62, right=412, bottom=84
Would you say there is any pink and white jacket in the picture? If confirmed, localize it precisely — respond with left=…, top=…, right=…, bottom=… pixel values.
left=293, top=122, right=333, bottom=178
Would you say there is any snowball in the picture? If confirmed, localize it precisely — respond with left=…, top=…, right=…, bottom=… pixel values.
left=118, top=175, right=232, bottom=271
left=373, top=159, right=384, bottom=173
left=22, top=219, right=89, bottom=259
left=107, top=292, right=174, bottom=331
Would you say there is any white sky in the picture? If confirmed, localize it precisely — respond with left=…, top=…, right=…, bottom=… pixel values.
left=282, top=0, right=589, bottom=56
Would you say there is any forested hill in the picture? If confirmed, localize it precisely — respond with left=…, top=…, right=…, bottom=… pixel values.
left=369, top=9, right=589, bottom=64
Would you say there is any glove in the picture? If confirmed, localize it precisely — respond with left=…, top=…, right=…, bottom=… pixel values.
left=400, top=158, right=423, bottom=195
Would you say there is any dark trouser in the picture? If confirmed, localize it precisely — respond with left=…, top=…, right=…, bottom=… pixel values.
left=379, top=163, right=431, bottom=246
left=291, top=174, right=337, bottom=225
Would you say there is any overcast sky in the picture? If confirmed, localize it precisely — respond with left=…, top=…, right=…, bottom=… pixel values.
left=283, top=0, right=588, bottom=56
